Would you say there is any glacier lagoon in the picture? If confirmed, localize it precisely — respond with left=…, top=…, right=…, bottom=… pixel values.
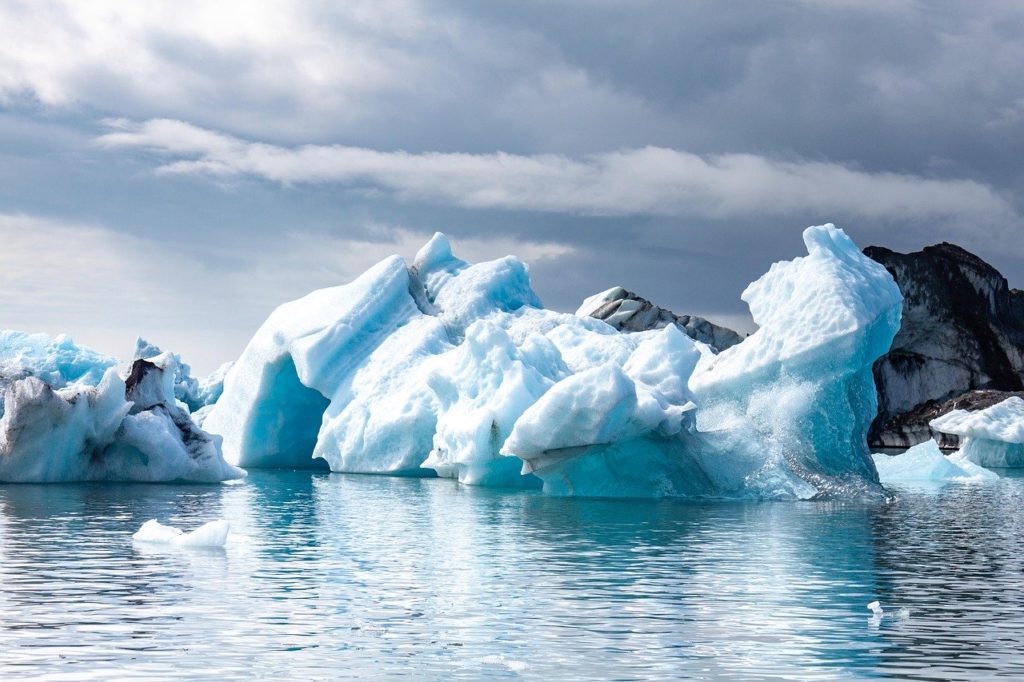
left=3, top=223, right=1024, bottom=679
left=3, top=470, right=1024, bottom=680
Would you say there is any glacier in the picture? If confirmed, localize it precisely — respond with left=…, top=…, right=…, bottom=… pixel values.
left=205, top=223, right=903, bottom=499
left=0, top=332, right=243, bottom=483
left=930, top=396, right=1024, bottom=467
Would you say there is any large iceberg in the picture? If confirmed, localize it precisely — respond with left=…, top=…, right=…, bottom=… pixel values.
left=930, top=397, right=1024, bottom=467
left=205, top=223, right=903, bottom=499
left=0, top=332, right=243, bottom=483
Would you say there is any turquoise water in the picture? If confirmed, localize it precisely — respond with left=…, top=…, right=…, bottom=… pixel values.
left=2, top=471, right=1024, bottom=680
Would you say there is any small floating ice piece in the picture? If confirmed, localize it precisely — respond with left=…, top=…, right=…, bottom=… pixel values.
left=867, top=600, right=883, bottom=616
left=133, top=519, right=230, bottom=548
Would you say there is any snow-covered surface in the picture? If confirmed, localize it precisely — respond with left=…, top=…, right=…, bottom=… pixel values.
left=930, top=397, right=1024, bottom=467
left=132, top=519, right=230, bottom=548
left=872, top=440, right=998, bottom=487
left=0, top=333, right=244, bottom=483
left=204, top=224, right=901, bottom=499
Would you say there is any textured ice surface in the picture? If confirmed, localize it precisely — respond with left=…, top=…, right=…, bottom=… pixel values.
left=133, top=519, right=230, bottom=547
left=872, top=440, right=997, bottom=487
left=685, top=224, right=903, bottom=497
left=134, top=338, right=231, bottom=413
left=930, top=397, right=1024, bottom=467
left=0, top=330, right=117, bottom=410
left=0, top=333, right=243, bottom=483
left=206, top=224, right=901, bottom=499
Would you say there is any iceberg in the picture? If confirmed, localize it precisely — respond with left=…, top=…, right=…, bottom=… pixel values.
left=930, top=397, right=1024, bottom=467
left=872, top=440, right=998, bottom=487
left=133, top=519, right=231, bottom=548
left=0, top=332, right=243, bottom=483
left=205, top=223, right=902, bottom=499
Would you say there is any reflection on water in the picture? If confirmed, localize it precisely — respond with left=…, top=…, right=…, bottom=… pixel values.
left=2, top=471, right=1024, bottom=679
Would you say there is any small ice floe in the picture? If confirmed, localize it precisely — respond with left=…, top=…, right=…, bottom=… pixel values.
left=867, top=600, right=910, bottom=627
left=480, top=655, right=529, bottom=673
left=132, top=519, right=230, bottom=548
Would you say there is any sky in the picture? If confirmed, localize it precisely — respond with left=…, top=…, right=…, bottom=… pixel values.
left=1, top=0, right=1022, bottom=373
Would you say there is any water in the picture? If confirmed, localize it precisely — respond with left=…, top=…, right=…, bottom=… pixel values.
left=3, top=471, right=1024, bottom=680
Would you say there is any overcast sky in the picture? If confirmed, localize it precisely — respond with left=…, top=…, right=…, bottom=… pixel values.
left=1, top=0, right=1022, bottom=372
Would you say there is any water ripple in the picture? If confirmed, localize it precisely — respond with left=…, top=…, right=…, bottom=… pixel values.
left=1, top=472, right=1024, bottom=679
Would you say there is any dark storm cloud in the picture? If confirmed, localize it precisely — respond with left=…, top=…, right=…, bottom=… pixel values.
left=0, top=0, right=1021, bottom=370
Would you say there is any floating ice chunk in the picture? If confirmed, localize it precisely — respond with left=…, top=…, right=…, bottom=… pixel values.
left=872, top=440, right=998, bottom=487
left=931, top=397, right=1024, bottom=467
left=204, top=225, right=900, bottom=499
left=867, top=601, right=883, bottom=616
left=0, top=349, right=244, bottom=483
left=133, top=519, right=230, bottom=548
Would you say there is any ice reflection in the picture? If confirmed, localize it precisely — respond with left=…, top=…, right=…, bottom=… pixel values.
left=0, top=472, right=1023, bottom=679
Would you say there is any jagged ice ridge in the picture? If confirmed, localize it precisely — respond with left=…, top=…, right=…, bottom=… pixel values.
left=203, top=223, right=903, bottom=499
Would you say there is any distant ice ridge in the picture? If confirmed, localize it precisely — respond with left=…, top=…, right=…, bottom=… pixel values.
left=930, top=397, right=1024, bottom=467
left=205, top=223, right=903, bottom=499
left=0, top=333, right=243, bottom=483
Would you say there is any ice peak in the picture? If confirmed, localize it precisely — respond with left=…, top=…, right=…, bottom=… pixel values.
left=414, top=232, right=457, bottom=274
left=802, top=223, right=856, bottom=258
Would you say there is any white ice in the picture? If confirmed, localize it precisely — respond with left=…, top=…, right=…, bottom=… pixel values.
left=872, top=440, right=998, bottom=487
left=0, top=333, right=243, bottom=483
left=133, top=519, right=231, bottom=548
left=204, top=224, right=902, bottom=499
left=930, top=397, right=1024, bottom=467
left=0, top=330, right=117, bottom=404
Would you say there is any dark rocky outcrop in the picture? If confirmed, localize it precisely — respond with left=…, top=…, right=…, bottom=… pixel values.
left=577, top=286, right=743, bottom=352
left=865, top=243, right=1024, bottom=448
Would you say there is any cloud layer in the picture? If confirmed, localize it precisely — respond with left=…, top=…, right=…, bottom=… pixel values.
left=1, top=1, right=1023, bottom=369
left=100, top=118, right=1015, bottom=223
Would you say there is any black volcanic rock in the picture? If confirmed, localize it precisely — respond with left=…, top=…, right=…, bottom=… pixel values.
left=577, top=286, right=743, bottom=351
left=864, top=243, right=1024, bottom=447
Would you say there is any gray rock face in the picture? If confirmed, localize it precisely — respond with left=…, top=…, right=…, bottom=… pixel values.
left=577, top=286, right=743, bottom=352
left=864, top=243, right=1024, bottom=448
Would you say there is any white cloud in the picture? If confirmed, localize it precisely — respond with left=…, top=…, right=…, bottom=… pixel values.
left=99, top=118, right=1018, bottom=224
left=0, top=0, right=444, bottom=138
left=0, top=212, right=572, bottom=373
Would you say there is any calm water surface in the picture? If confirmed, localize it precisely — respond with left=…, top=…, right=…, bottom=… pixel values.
left=2, top=470, right=1024, bottom=680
